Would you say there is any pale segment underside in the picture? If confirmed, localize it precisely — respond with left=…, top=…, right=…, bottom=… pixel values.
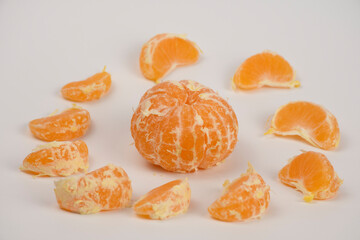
left=54, top=164, right=132, bottom=214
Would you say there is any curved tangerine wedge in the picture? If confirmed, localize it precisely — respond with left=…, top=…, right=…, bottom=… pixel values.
left=279, top=151, right=342, bottom=202
left=140, top=33, right=201, bottom=82
left=20, top=140, right=88, bottom=177
left=265, top=101, right=340, bottom=150
left=232, top=51, right=300, bottom=90
left=29, top=105, right=91, bottom=141
left=133, top=179, right=190, bottom=220
left=54, top=164, right=132, bottom=214
left=208, top=163, right=270, bottom=222
left=61, top=66, right=112, bottom=102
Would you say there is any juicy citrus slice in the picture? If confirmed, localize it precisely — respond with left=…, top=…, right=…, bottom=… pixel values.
left=131, top=80, right=238, bottom=172
left=20, top=140, right=88, bottom=177
left=139, top=34, right=201, bottom=82
left=54, top=164, right=132, bottom=214
left=133, top=179, right=190, bottom=220
left=61, top=67, right=111, bottom=102
left=265, top=101, right=340, bottom=150
left=29, top=105, right=91, bottom=141
left=208, top=163, right=270, bottom=222
left=279, top=151, right=342, bottom=202
left=232, top=51, right=300, bottom=90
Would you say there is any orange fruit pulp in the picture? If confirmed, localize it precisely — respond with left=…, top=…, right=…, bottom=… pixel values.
left=131, top=80, right=238, bottom=172
left=61, top=66, right=111, bottom=102
left=265, top=101, right=340, bottom=150
left=279, top=151, right=342, bottom=202
left=133, top=179, right=191, bottom=220
left=29, top=105, right=91, bottom=141
left=20, top=140, right=88, bottom=177
left=54, top=164, right=132, bottom=214
left=232, top=51, right=299, bottom=90
left=139, top=34, right=201, bottom=82
left=208, top=163, right=270, bottom=222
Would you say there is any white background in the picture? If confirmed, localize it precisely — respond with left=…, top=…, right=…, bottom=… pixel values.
left=1, top=0, right=359, bottom=239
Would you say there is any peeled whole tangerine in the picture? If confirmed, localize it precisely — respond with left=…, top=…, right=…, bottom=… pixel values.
left=20, top=140, right=88, bottom=177
left=29, top=105, right=91, bottom=142
left=131, top=80, right=239, bottom=173
left=54, top=164, right=132, bottom=214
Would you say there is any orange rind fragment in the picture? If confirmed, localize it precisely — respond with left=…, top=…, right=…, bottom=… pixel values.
left=29, top=105, right=91, bottom=141
left=20, top=140, right=88, bottom=177
left=208, top=163, right=270, bottom=222
left=54, top=164, right=132, bottom=214
left=278, top=151, right=343, bottom=202
left=265, top=101, right=340, bottom=150
left=232, top=51, right=299, bottom=90
left=131, top=80, right=238, bottom=173
left=61, top=66, right=112, bottom=102
left=140, top=33, right=201, bottom=82
left=133, top=179, right=191, bottom=220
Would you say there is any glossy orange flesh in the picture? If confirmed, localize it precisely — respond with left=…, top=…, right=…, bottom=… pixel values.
left=266, top=101, right=340, bottom=150
left=20, top=140, right=88, bottom=177
left=133, top=179, right=191, bottom=220
left=61, top=68, right=111, bottom=102
left=140, top=34, right=201, bottom=82
left=29, top=106, right=91, bottom=141
left=279, top=151, right=342, bottom=201
left=131, top=80, right=238, bottom=172
left=232, top=51, right=299, bottom=90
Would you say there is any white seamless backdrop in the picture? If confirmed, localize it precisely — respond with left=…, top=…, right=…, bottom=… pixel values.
left=0, top=0, right=359, bottom=240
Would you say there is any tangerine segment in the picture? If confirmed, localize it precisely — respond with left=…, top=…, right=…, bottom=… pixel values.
left=133, top=179, right=191, bottom=220
left=61, top=67, right=111, bottom=102
left=131, top=80, right=238, bottom=173
left=139, top=34, right=201, bottom=82
left=279, top=151, right=342, bottom=202
left=208, top=163, right=270, bottom=222
left=54, top=164, right=132, bottom=214
left=265, top=101, right=340, bottom=150
left=29, top=106, right=91, bottom=141
left=20, top=140, right=88, bottom=177
left=232, top=51, right=299, bottom=90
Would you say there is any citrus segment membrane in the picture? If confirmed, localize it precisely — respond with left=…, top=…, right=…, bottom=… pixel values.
left=131, top=80, right=238, bottom=172
left=140, top=34, right=201, bottom=82
left=208, top=163, right=270, bottom=222
left=54, top=164, right=132, bottom=214
left=133, top=179, right=191, bottom=220
left=20, top=140, right=88, bottom=177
